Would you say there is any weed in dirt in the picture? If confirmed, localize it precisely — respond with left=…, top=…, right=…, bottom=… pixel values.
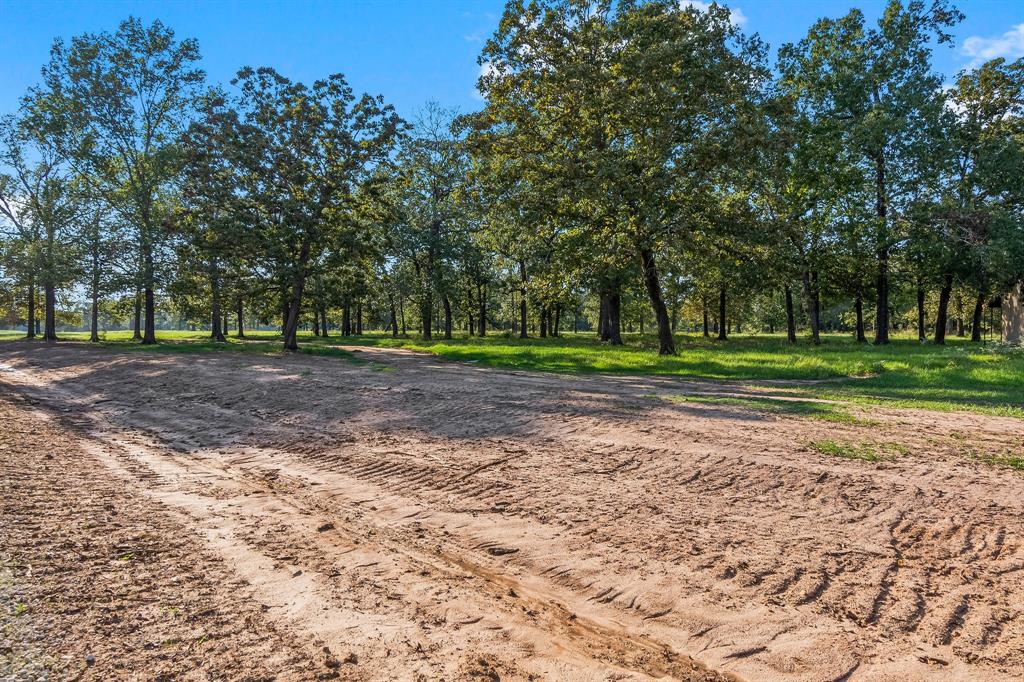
left=973, top=453, right=1024, bottom=470
left=954, top=444, right=1024, bottom=470
left=658, top=394, right=879, bottom=426
left=939, top=432, right=1024, bottom=470
left=810, top=439, right=907, bottom=462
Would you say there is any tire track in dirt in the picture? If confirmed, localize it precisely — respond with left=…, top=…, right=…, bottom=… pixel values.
left=0, top=394, right=330, bottom=681
left=2, top=343, right=1023, bottom=681
left=0, top=355, right=727, bottom=682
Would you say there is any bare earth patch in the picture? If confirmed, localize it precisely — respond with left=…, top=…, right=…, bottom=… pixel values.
left=1, top=342, right=1022, bottom=681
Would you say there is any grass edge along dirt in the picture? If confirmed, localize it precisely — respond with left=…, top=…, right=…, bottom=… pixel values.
left=2, top=329, right=1021, bottom=417
left=809, top=439, right=909, bottom=463
left=650, top=393, right=881, bottom=426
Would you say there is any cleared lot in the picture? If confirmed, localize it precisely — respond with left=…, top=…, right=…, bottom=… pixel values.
left=2, top=343, right=1022, bottom=681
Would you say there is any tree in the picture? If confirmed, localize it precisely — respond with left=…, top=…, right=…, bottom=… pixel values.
left=0, top=113, right=81, bottom=341
left=937, top=58, right=1024, bottom=343
left=32, top=17, right=204, bottom=344
left=178, top=90, right=250, bottom=343
left=220, top=67, right=401, bottom=351
left=780, top=1, right=962, bottom=344
left=391, top=104, right=470, bottom=340
left=476, top=0, right=766, bottom=354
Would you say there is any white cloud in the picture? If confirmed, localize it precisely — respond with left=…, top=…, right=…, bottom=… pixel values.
left=962, top=23, right=1024, bottom=68
left=680, top=1, right=747, bottom=27
left=941, top=82, right=966, bottom=117
left=473, top=62, right=497, bottom=102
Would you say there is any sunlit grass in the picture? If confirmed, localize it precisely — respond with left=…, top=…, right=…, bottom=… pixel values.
left=331, top=332, right=1024, bottom=416
left=655, top=394, right=880, bottom=426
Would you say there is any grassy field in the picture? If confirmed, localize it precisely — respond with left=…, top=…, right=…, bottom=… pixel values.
left=2, top=328, right=1021, bottom=416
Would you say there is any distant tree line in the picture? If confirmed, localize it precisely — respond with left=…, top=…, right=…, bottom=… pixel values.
left=1, top=2, right=1022, bottom=352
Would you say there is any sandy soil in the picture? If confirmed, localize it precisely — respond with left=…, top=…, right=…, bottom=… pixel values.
left=1, top=341, right=1022, bottom=682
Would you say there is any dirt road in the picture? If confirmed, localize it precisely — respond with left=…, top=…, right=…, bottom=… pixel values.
left=1, top=342, right=1022, bottom=681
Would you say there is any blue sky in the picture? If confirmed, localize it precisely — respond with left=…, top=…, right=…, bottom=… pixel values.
left=1, top=0, right=1022, bottom=120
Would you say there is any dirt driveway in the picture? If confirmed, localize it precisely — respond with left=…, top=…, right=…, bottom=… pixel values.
left=1, top=342, right=1022, bottom=681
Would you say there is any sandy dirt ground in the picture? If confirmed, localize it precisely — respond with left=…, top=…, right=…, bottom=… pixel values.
left=1, top=342, right=1022, bottom=682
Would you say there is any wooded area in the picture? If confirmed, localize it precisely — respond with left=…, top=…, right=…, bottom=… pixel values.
left=1, top=1, right=1023, bottom=355
left=4, top=4, right=1024, bottom=679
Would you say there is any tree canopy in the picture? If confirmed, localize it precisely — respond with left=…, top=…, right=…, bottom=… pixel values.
left=2, top=3, right=1023, bottom=350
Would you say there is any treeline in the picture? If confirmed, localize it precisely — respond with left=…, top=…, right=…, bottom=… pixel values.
left=1, top=2, right=1022, bottom=353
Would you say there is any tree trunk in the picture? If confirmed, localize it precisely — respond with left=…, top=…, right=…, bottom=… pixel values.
left=390, top=298, right=398, bottom=338
left=282, top=241, right=311, bottom=351
left=553, top=303, right=561, bottom=337
left=785, top=286, right=796, bottom=344
left=801, top=270, right=820, bottom=345
left=236, top=297, right=245, bottom=338
left=539, top=305, right=548, bottom=338
left=478, top=283, right=486, bottom=336
left=934, top=273, right=953, bottom=345
left=639, top=247, right=675, bottom=355
left=90, top=243, right=100, bottom=342
left=422, top=288, right=433, bottom=340
left=211, top=299, right=224, bottom=341
left=133, top=288, right=142, bottom=341
left=971, top=289, right=985, bottom=342
left=854, top=296, right=866, bottom=343
left=342, top=304, right=351, bottom=336
left=873, top=151, right=890, bottom=345
left=210, top=260, right=226, bottom=343
left=518, top=261, right=528, bottom=339
left=442, top=296, right=452, bottom=339
left=703, top=297, right=710, bottom=337
left=917, top=282, right=926, bottom=341
left=320, top=307, right=328, bottom=338
left=43, top=282, right=58, bottom=342
left=717, top=286, right=727, bottom=341
left=515, top=290, right=526, bottom=338
left=356, top=302, right=362, bottom=335
left=143, top=247, right=157, bottom=344
left=90, top=296, right=99, bottom=342
left=25, top=277, right=36, bottom=339
left=599, top=295, right=609, bottom=340
left=606, top=292, right=623, bottom=345
left=400, top=297, right=406, bottom=335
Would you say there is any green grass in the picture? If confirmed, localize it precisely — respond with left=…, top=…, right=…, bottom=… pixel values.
left=334, top=331, right=1024, bottom=417
left=655, top=394, right=879, bottom=425
left=972, top=452, right=1024, bottom=470
left=810, top=439, right=908, bottom=462
left=947, top=432, right=1024, bottom=470
left=3, top=328, right=1022, bottom=416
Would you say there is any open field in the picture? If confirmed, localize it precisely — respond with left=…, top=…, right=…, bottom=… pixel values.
left=2, top=340, right=1023, bottom=681
left=4, top=329, right=1022, bottom=416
